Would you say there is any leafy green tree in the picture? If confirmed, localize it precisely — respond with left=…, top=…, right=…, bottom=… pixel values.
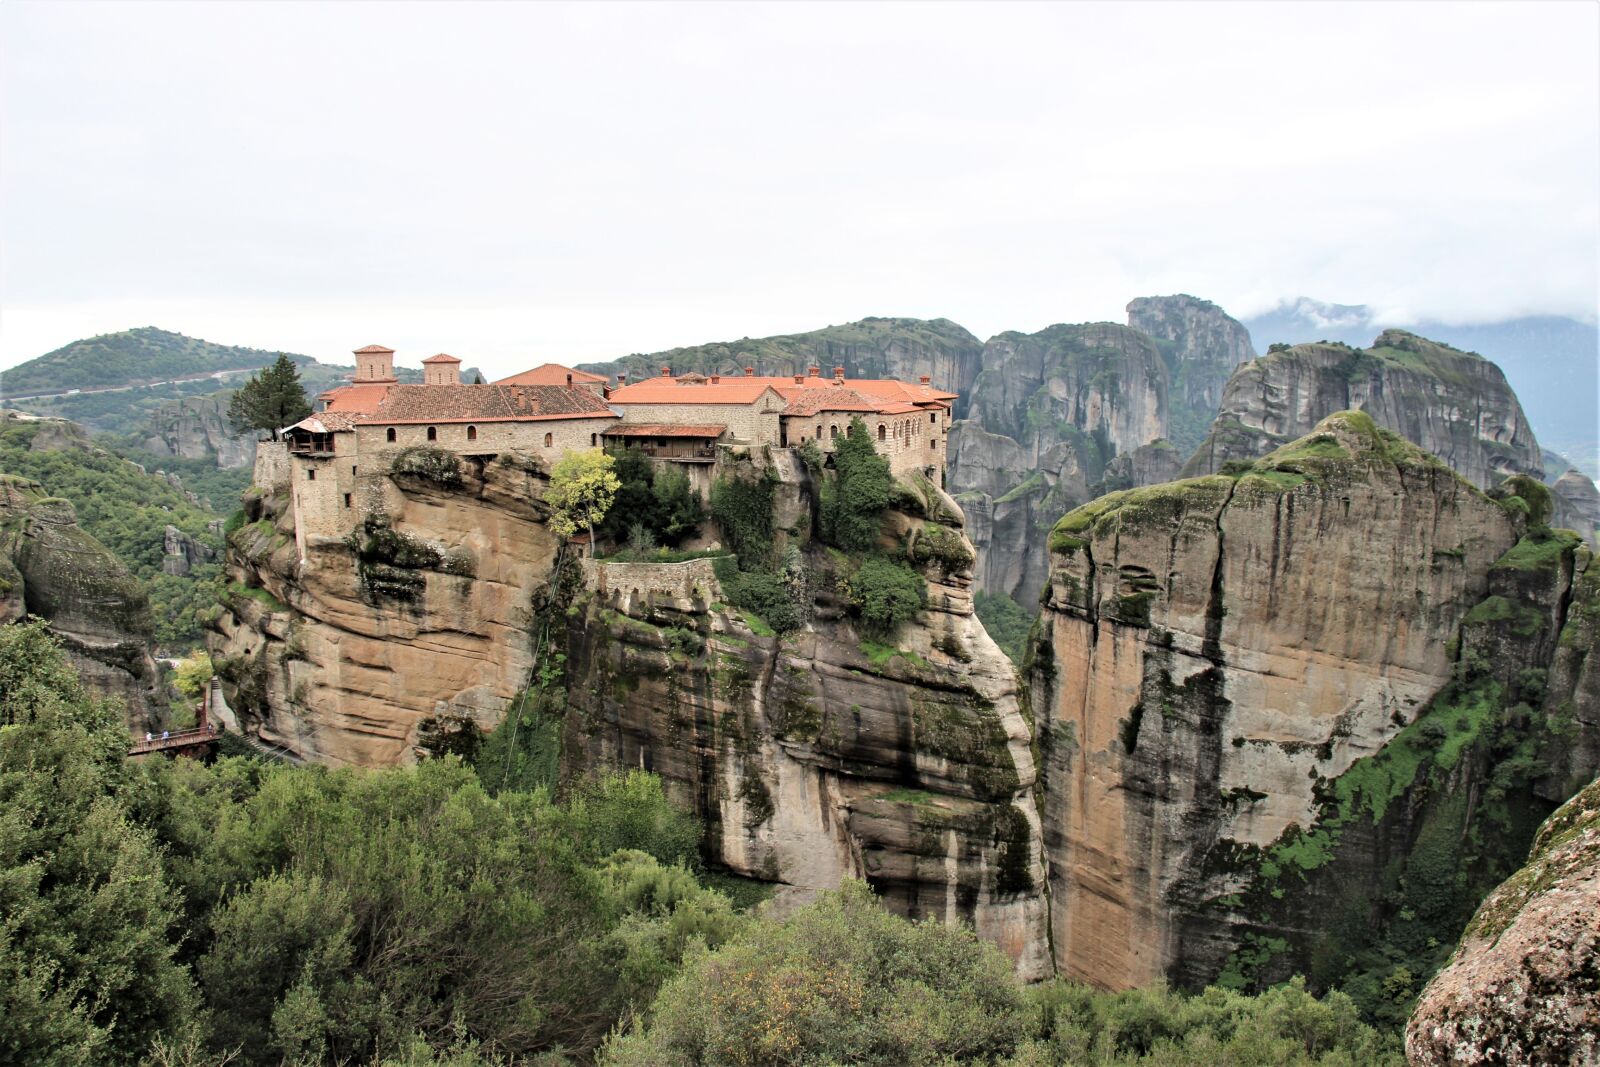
left=822, top=416, right=892, bottom=553
left=546, top=450, right=621, bottom=544
left=0, top=621, right=197, bottom=1063
left=227, top=353, right=311, bottom=440
left=171, top=649, right=214, bottom=698
left=602, top=880, right=1029, bottom=1066
left=846, top=557, right=927, bottom=637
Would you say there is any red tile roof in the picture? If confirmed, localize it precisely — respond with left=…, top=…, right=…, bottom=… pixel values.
left=421, top=353, right=461, bottom=364
left=496, top=363, right=609, bottom=387
left=319, top=383, right=397, bottom=415
left=607, top=381, right=788, bottom=406
left=603, top=424, right=727, bottom=438
left=353, top=344, right=395, bottom=354
left=608, top=373, right=955, bottom=416
left=365, top=384, right=617, bottom=425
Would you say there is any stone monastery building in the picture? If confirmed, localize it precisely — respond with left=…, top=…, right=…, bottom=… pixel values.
left=282, top=344, right=955, bottom=554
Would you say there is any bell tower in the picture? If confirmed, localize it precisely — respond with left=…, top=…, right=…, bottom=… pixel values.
left=352, top=344, right=397, bottom=383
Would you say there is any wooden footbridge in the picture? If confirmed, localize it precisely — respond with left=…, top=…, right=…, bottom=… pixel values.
left=128, top=678, right=225, bottom=759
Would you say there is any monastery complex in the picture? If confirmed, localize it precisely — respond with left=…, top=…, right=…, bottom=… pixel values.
left=280, top=343, right=956, bottom=554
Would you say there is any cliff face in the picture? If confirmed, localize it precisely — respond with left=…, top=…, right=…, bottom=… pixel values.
left=142, top=393, right=256, bottom=468
left=1407, top=776, right=1600, bottom=1065
left=1552, top=468, right=1600, bottom=544
left=209, top=447, right=562, bottom=765
left=1029, top=413, right=1597, bottom=996
left=563, top=463, right=1048, bottom=976
left=1126, top=295, right=1256, bottom=451
left=950, top=323, right=1173, bottom=605
left=0, top=475, right=160, bottom=723
left=1185, top=330, right=1544, bottom=489
left=210, top=443, right=1052, bottom=974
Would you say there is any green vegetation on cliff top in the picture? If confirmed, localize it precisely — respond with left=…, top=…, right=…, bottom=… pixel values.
left=0, top=326, right=315, bottom=397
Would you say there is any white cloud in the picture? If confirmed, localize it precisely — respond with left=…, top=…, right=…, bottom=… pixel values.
left=1, top=0, right=1595, bottom=371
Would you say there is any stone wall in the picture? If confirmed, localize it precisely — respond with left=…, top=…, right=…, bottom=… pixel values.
left=581, top=557, right=722, bottom=610
left=617, top=401, right=782, bottom=447
left=254, top=439, right=291, bottom=491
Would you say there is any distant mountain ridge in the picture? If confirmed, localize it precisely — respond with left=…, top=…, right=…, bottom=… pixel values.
left=1243, top=298, right=1598, bottom=472
left=0, top=326, right=315, bottom=399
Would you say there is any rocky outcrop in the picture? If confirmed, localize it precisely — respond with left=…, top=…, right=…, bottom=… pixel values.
left=162, top=524, right=218, bottom=576
left=563, top=456, right=1049, bottom=977
left=1029, top=413, right=1597, bottom=995
left=1407, top=776, right=1600, bottom=1065
left=1552, top=468, right=1600, bottom=544
left=0, top=474, right=160, bottom=724
left=950, top=323, right=1172, bottom=604
left=1184, top=330, right=1544, bottom=489
left=208, top=446, right=562, bottom=766
left=582, top=318, right=986, bottom=415
left=142, top=393, right=256, bottom=468
left=1126, top=295, right=1256, bottom=451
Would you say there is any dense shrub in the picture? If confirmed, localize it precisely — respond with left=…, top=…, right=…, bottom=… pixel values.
left=908, top=522, right=976, bottom=576
left=975, top=590, right=1033, bottom=666
left=719, top=567, right=803, bottom=633
left=821, top=417, right=892, bottom=552
left=603, top=880, right=1029, bottom=1066
left=843, top=557, right=927, bottom=637
left=599, top=448, right=705, bottom=548
left=709, top=465, right=778, bottom=568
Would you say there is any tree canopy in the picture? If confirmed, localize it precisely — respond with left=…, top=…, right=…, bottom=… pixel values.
left=545, top=450, right=621, bottom=543
left=227, top=354, right=311, bottom=441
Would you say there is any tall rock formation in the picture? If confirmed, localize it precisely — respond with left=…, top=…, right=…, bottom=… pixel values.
left=563, top=455, right=1049, bottom=977
left=1030, top=413, right=1597, bottom=1004
left=1407, top=776, right=1600, bottom=1065
left=0, top=474, right=161, bottom=723
left=1184, top=330, right=1544, bottom=489
left=581, top=318, right=985, bottom=415
left=1126, top=294, right=1256, bottom=452
left=142, top=393, right=256, bottom=468
left=949, top=323, right=1172, bottom=606
left=210, top=443, right=1052, bottom=975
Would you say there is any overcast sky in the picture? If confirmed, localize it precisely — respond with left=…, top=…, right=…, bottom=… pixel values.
left=2, top=1, right=1596, bottom=377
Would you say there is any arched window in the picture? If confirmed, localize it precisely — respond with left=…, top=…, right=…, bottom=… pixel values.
left=877, top=424, right=886, bottom=441
left=930, top=412, right=937, bottom=424
left=929, top=438, right=936, bottom=451
left=466, top=425, right=477, bottom=441
left=544, top=433, right=553, bottom=448
left=386, top=428, right=396, bottom=443
left=591, top=433, right=598, bottom=446
left=426, top=426, right=437, bottom=442
left=829, top=424, right=838, bottom=439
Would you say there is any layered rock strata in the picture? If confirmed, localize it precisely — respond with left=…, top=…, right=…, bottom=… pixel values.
left=1029, top=412, right=1597, bottom=991
left=1184, top=330, right=1544, bottom=489
left=0, top=474, right=160, bottom=723
left=209, top=446, right=562, bottom=765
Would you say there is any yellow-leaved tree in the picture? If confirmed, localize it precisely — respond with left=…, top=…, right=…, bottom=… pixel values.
left=546, top=449, right=621, bottom=546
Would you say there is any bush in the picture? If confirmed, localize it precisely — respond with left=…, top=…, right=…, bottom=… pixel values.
left=602, top=881, right=1029, bottom=1066
left=600, top=448, right=705, bottom=548
left=720, top=569, right=802, bottom=633
left=390, top=446, right=464, bottom=487
left=821, top=417, right=892, bottom=553
left=710, top=466, right=778, bottom=569
left=908, top=522, right=975, bottom=576
left=844, top=557, right=927, bottom=637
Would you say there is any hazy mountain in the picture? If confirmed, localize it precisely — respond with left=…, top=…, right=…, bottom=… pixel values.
left=1244, top=299, right=1598, bottom=474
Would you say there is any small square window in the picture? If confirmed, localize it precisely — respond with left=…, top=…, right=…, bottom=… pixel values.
left=307, top=469, right=316, bottom=481
left=343, top=493, right=352, bottom=508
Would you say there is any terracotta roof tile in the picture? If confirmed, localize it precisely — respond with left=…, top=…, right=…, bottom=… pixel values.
left=779, top=387, right=882, bottom=417
left=609, top=374, right=955, bottom=415
left=607, top=381, right=786, bottom=405
left=319, top=383, right=396, bottom=415
left=496, top=363, right=609, bottom=386
left=421, top=353, right=461, bottom=364
left=365, top=384, right=617, bottom=425
left=353, top=344, right=395, bottom=354
left=604, top=424, right=727, bottom=438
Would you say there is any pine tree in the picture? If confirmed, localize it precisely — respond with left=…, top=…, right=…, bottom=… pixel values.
left=228, top=354, right=312, bottom=440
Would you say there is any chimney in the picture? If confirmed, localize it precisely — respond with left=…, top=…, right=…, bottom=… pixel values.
left=833, top=365, right=845, bottom=382
left=422, top=353, right=462, bottom=386
left=919, top=374, right=931, bottom=385
left=565, top=373, right=573, bottom=387
left=710, top=374, right=721, bottom=384
left=661, top=366, right=672, bottom=378
left=744, top=366, right=754, bottom=377
left=617, top=372, right=628, bottom=386
left=808, top=365, right=820, bottom=378
left=793, top=374, right=804, bottom=384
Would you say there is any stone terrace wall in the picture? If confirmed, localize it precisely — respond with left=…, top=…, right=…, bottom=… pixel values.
left=581, top=557, right=722, bottom=610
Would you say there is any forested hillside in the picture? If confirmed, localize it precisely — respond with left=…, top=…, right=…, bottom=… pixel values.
left=0, top=414, right=225, bottom=648
left=0, top=326, right=314, bottom=397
